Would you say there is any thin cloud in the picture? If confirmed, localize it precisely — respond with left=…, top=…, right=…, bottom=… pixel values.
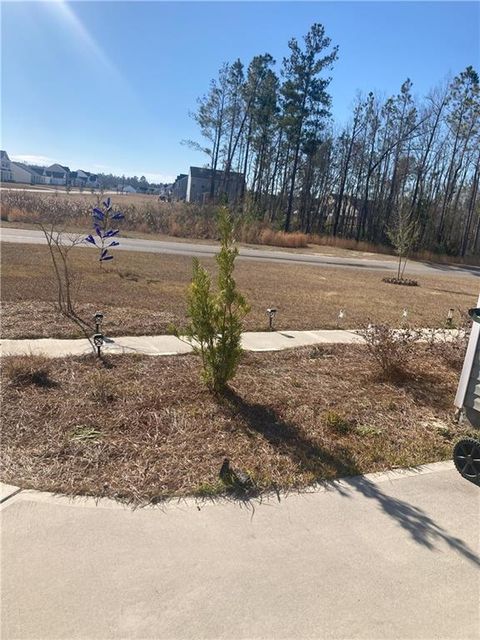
left=10, top=154, right=55, bottom=166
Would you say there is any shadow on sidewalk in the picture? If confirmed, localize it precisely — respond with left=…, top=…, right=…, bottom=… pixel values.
left=344, top=475, right=480, bottom=567
left=223, top=388, right=480, bottom=568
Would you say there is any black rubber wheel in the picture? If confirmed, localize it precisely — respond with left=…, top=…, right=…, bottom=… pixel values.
left=453, top=438, right=480, bottom=486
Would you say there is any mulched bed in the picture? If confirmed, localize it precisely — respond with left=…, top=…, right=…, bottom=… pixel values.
left=1, top=345, right=473, bottom=504
left=382, top=277, right=419, bottom=286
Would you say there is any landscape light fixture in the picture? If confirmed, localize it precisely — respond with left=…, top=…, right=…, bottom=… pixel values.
left=94, top=311, right=104, bottom=332
left=447, top=308, right=454, bottom=328
left=93, top=333, right=104, bottom=358
left=93, top=311, right=104, bottom=357
left=266, top=308, right=277, bottom=331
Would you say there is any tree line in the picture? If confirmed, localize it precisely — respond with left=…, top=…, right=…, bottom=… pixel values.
left=188, top=23, right=480, bottom=257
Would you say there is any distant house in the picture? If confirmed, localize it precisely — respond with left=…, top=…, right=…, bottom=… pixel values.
left=157, top=183, right=173, bottom=200
left=43, top=164, right=70, bottom=186
left=70, top=170, right=99, bottom=189
left=171, top=174, right=188, bottom=200
left=11, top=162, right=45, bottom=185
left=70, top=170, right=87, bottom=187
left=172, top=167, right=245, bottom=204
left=122, top=185, right=137, bottom=194
left=1, top=150, right=13, bottom=182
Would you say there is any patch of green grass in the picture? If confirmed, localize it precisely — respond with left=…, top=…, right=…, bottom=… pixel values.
left=70, top=426, right=103, bottom=442
left=193, top=480, right=226, bottom=497
left=435, top=424, right=455, bottom=440
left=324, top=411, right=353, bottom=434
left=356, top=425, right=383, bottom=437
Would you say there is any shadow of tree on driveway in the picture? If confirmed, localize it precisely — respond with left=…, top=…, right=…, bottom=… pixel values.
left=223, top=388, right=480, bottom=567
left=345, top=475, right=480, bottom=567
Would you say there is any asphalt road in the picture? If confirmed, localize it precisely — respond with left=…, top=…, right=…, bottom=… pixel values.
left=1, top=463, right=479, bottom=639
left=1, top=226, right=479, bottom=277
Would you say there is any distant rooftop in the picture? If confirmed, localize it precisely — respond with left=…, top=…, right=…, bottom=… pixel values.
left=190, top=166, right=244, bottom=179
left=12, top=162, right=43, bottom=176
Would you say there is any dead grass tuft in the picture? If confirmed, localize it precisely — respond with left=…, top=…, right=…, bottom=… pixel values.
left=2, top=355, right=56, bottom=388
left=259, top=229, right=309, bottom=248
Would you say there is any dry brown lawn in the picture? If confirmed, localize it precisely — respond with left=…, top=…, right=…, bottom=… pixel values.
left=1, top=186, right=158, bottom=208
left=0, top=243, right=476, bottom=338
left=1, top=345, right=472, bottom=503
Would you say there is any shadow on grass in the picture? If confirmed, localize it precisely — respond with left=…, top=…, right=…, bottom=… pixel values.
left=222, top=388, right=480, bottom=567
left=223, top=388, right=360, bottom=480
left=396, top=369, right=454, bottom=411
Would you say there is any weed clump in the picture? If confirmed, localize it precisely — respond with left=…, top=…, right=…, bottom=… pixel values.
left=324, top=410, right=353, bottom=434
left=3, top=355, right=56, bottom=388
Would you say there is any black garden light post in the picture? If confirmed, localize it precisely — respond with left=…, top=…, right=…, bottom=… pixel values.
left=93, top=311, right=104, bottom=357
left=266, top=308, right=277, bottom=331
left=446, top=308, right=455, bottom=328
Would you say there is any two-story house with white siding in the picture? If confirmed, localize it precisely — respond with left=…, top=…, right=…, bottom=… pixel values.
left=11, top=162, right=45, bottom=185
left=70, top=170, right=99, bottom=189
left=455, top=294, right=480, bottom=427
left=1, top=150, right=13, bottom=182
left=43, top=163, right=70, bottom=185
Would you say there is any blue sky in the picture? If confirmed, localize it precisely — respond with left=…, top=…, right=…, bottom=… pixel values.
left=2, top=1, right=479, bottom=182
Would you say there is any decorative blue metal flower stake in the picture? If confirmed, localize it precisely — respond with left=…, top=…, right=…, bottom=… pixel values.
left=85, top=196, right=124, bottom=263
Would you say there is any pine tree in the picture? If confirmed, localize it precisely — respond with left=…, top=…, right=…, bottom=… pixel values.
left=185, top=207, right=250, bottom=392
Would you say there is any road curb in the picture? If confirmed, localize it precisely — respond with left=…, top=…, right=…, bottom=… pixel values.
left=0, top=460, right=455, bottom=512
left=0, top=482, right=22, bottom=504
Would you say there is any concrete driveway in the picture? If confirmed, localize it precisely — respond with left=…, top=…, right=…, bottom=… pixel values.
left=1, top=462, right=479, bottom=639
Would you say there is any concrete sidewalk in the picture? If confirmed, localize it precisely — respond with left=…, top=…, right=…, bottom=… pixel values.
left=0, top=329, right=364, bottom=358
left=1, top=463, right=479, bottom=639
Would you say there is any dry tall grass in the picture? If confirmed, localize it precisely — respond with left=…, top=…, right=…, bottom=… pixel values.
left=3, top=190, right=478, bottom=263
left=259, top=229, right=309, bottom=248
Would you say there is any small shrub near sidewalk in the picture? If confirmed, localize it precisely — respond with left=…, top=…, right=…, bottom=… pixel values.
left=360, top=323, right=419, bottom=380
left=183, top=207, right=250, bottom=393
